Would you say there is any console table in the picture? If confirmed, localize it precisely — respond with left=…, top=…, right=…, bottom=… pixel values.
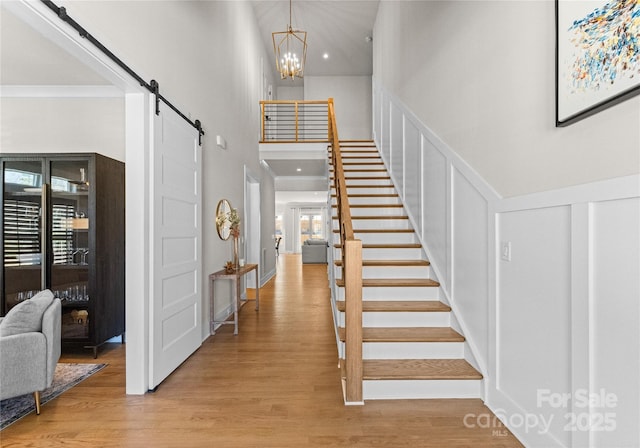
left=209, top=263, right=259, bottom=335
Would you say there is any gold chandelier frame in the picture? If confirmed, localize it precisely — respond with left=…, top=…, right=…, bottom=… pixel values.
left=272, top=0, right=307, bottom=80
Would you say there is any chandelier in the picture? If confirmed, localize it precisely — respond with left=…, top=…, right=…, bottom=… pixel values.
left=272, top=0, right=307, bottom=80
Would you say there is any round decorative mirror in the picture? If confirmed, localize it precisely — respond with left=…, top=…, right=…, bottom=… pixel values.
left=215, top=199, right=233, bottom=240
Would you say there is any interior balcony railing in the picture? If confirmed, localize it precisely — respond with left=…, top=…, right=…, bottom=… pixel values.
left=260, top=100, right=330, bottom=143
left=260, top=98, right=363, bottom=403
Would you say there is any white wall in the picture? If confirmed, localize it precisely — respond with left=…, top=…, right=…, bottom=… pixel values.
left=373, top=1, right=639, bottom=198
left=276, top=86, right=303, bottom=100
left=373, top=1, right=640, bottom=444
left=60, top=0, right=277, bottom=336
left=304, top=76, right=372, bottom=140
left=0, top=97, right=125, bottom=161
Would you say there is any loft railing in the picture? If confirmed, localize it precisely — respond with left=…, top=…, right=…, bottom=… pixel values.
left=260, top=100, right=330, bottom=143
left=327, top=99, right=363, bottom=404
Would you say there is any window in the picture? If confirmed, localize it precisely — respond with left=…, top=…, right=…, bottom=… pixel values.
left=3, top=199, right=41, bottom=266
left=299, top=208, right=325, bottom=244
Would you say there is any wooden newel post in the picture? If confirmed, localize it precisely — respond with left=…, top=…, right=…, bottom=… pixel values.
left=344, top=238, right=363, bottom=404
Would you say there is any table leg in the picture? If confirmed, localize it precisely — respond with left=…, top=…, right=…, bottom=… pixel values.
left=234, top=276, right=240, bottom=335
left=255, top=265, right=260, bottom=310
left=210, top=276, right=215, bottom=335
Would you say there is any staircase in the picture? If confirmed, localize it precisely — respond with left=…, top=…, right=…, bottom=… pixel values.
left=330, top=140, right=483, bottom=401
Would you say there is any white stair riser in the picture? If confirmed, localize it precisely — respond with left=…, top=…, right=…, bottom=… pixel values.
left=337, top=286, right=440, bottom=300
left=363, top=379, right=482, bottom=400
left=334, top=247, right=424, bottom=259
left=332, top=232, right=418, bottom=245
left=343, top=178, right=393, bottom=186
left=333, top=207, right=405, bottom=217
left=332, top=219, right=411, bottom=230
left=333, top=265, right=431, bottom=279
left=332, top=186, right=398, bottom=194
left=332, top=167, right=386, bottom=173
left=338, top=311, right=450, bottom=327
left=342, top=175, right=390, bottom=181
left=362, top=342, right=464, bottom=360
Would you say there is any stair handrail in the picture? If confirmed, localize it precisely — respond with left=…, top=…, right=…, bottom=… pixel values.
left=327, top=98, right=363, bottom=404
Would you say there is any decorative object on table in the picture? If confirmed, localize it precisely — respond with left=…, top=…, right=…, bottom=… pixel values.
left=556, top=0, right=640, bottom=126
left=216, top=200, right=241, bottom=269
left=224, top=261, right=235, bottom=274
left=0, top=363, right=106, bottom=430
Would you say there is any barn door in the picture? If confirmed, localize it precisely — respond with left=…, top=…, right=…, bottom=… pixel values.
left=149, top=101, right=202, bottom=389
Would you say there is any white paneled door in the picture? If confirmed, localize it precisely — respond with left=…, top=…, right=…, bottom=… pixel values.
left=149, top=101, right=202, bottom=389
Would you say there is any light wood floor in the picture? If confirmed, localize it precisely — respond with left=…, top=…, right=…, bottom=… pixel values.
left=1, top=254, right=522, bottom=447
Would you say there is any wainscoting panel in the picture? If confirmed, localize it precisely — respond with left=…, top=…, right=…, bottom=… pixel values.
left=591, top=197, right=640, bottom=448
left=404, top=119, right=422, bottom=233
left=421, top=135, right=449, bottom=291
left=452, top=168, right=490, bottom=372
left=498, top=205, right=573, bottom=447
left=390, top=102, right=404, bottom=195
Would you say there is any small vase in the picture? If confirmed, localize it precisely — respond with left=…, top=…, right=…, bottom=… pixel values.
left=233, top=235, right=239, bottom=270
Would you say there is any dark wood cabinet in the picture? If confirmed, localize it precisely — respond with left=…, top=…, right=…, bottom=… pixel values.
left=1, top=153, right=124, bottom=357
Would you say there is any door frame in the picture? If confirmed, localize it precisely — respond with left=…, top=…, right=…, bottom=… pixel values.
left=4, top=0, right=154, bottom=394
left=244, top=166, right=261, bottom=286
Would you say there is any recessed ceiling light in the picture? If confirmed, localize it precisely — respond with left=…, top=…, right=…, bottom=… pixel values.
left=296, top=168, right=302, bottom=172
left=323, top=53, right=329, bottom=59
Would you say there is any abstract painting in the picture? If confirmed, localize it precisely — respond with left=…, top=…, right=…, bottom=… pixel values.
left=556, top=0, right=640, bottom=126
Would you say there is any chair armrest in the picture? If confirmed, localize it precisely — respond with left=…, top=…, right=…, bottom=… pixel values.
left=0, top=332, right=47, bottom=400
left=41, top=299, right=61, bottom=385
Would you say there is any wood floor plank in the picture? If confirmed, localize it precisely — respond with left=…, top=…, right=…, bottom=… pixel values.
left=0, top=254, right=520, bottom=447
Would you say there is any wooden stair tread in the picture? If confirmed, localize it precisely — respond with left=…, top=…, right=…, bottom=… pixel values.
left=338, top=327, right=464, bottom=343
left=332, top=204, right=404, bottom=208
left=332, top=228, right=414, bottom=234
left=338, top=150, right=379, bottom=154
left=333, top=169, right=388, bottom=172
left=336, top=278, right=440, bottom=287
left=361, top=359, right=482, bottom=380
left=331, top=176, right=392, bottom=181
left=334, top=259, right=430, bottom=267
left=332, top=215, right=409, bottom=220
left=333, top=185, right=396, bottom=189
left=336, top=300, right=450, bottom=313
left=334, top=243, right=421, bottom=249
left=331, top=194, right=399, bottom=198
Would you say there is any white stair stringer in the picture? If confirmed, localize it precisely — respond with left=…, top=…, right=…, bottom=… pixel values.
left=331, top=140, right=483, bottom=401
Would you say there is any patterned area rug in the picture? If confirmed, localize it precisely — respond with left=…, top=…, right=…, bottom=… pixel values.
left=0, top=362, right=106, bottom=430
